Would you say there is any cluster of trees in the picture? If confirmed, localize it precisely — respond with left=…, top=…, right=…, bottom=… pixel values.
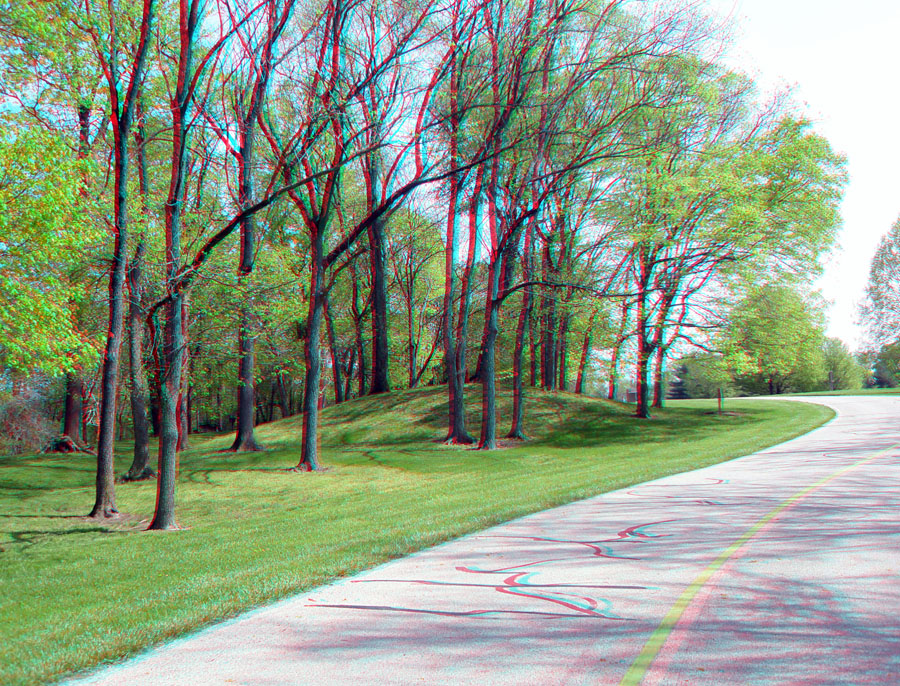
left=0, top=0, right=845, bottom=528
left=670, top=282, right=866, bottom=398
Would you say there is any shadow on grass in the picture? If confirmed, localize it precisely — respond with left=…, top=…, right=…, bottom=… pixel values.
left=529, top=404, right=769, bottom=450
left=6, top=526, right=128, bottom=553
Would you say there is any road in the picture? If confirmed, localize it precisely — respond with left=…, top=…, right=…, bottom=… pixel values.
left=65, top=396, right=900, bottom=685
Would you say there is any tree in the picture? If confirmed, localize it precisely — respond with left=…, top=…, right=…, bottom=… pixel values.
left=821, top=338, right=864, bottom=391
left=860, top=218, right=900, bottom=348
left=203, top=0, right=295, bottom=452
left=670, top=353, right=735, bottom=399
left=727, top=283, right=827, bottom=395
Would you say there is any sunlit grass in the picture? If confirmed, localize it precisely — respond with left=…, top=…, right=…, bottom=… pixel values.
left=781, top=387, right=900, bottom=396
left=0, top=384, right=833, bottom=685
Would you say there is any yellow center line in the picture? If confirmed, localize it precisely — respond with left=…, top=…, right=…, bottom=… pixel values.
left=619, top=442, right=900, bottom=686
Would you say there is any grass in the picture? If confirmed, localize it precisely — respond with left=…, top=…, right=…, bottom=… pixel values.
left=0, top=384, right=833, bottom=686
left=781, top=387, right=900, bottom=396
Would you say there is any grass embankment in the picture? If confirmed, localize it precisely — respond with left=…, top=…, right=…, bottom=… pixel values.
left=0, top=385, right=832, bottom=685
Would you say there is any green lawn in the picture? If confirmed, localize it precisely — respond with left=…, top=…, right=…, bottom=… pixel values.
left=781, top=387, right=900, bottom=396
left=0, top=385, right=833, bottom=686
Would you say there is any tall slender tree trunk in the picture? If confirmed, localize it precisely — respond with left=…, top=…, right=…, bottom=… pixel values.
left=478, top=264, right=501, bottom=449
left=539, top=242, right=557, bottom=390
left=149, top=292, right=184, bottom=529
left=230, top=303, right=262, bottom=450
left=91, top=110, right=128, bottom=519
left=230, top=121, right=263, bottom=451
left=508, top=222, right=534, bottom=440
left=406, top=277, right=417, bottom=388
left=177, top=299, right=190, bottom=451
left=368, top=218, right=391, bottom=394
left=149, top=0, right=191, bottom=529
left=635, top=274, right=652, bottom=419
left=351, top=264, right=368, bottom=397
left=442, top=180, right=473, bottom=444
left=556, top=310, right=570, bottom=391
left=575, top=309, right=595, bottom=395
left=652, top=344, right=667, bottom=408
left=63, top=375, right=84, bottom=444
left=608, top=300, right=629, bottom=401
left=125, top=97, right=153, bottom=479
left=123, top=241, right=153, bottom=481
left=297, top=222, right=326, bottom=471
left=324, top=294, right=344, bottom=404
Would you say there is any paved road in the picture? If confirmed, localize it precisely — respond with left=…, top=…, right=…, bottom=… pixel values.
left=66, top=396, right=900, bottom=685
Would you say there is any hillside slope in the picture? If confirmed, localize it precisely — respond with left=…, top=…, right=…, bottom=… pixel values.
left=0, top=385, right=832, bottom=685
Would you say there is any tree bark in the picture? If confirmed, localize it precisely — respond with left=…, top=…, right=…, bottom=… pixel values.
left=367, top=216, right=391, bottom=394
left=478, top=263, right=501, bottom=449
left=507, top=223, right=534, bottom=440
left=123, top=241, right=153, bottom=481
left=149, top=0, right=192, bottom=529
left=297, top=221, right=326, bottom=471
left=324, top=293, right=344, bottom=404
left=351, top=263, right=368, bottom=397
left=63, top=375, right=84, bottom=444
left=442, top=185, right=474, bottom=445
left=574, top=309, right=595, bottom=395
left=635, top=253, right=652, bottom=419
left=91, top=103, right=127, bottom=519
left=652, top=344, right=667, bottom=409
left=230, top=304, right=263, bottom=450
left=556, top=309, right=570, bottom=391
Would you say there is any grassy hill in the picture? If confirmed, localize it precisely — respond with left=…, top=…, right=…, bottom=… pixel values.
left=0, top=384, right=833, bottom=685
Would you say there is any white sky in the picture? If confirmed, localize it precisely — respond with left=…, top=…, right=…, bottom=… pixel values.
left=705, top=0, right=900, bottom=350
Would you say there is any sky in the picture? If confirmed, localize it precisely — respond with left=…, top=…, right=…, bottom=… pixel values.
left=704, top=0, right=900, bottom=350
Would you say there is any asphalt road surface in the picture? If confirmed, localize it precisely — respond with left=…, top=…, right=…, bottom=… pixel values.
left=65, top=396, right=900, bottom=685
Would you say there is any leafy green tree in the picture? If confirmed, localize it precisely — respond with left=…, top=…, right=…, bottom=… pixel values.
left=0, top=128, right=100, bottom=375
left=671, top=353, right=736, bottom=399
left=822, top=337, right=864, bottom=391
left=727, top=283, right=827, bottom=395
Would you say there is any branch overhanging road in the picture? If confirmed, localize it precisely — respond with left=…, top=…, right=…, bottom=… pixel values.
left=66, top=396, right=900, bottom=685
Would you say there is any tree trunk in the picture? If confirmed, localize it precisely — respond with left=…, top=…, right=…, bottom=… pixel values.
left=149, top=294, right=183, bottom=530
left=508, top=224, right=534, bottom=440
left=556, top=310, right=569, bottom=391
left=277, top=373, right=290, bottom=418
left=123, top=241, right=153, bottom=481
left=297, top=223, right=326, bottom=471
left=575, top=310, right=595, bottom=395
left=368, top=216, right=391, bottom=394
left=343, top=349, right=355, bottom=401
left=529, top=322, right=538, bottom=387
left=230, top=305, right=263, bottom=450
left=63, top=375, right=84, bottom=444
left=478, top=264, right=501, bottom=449
left=90, top=112, right=128, bottom=519
left=324, top=293, right=344, bottom=404
left=652, top=344, right=666, bottom=409
left=177, top=300, right=190, bottom=452
left=636, top=341, right=652, bottom=419
left=442, top=180, right=473, bottom=445
left=407, top=275, right=417, bottom=388
left=351, top=264, right=368, bottom=397
left=149, top=9, right=191, bottom=528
